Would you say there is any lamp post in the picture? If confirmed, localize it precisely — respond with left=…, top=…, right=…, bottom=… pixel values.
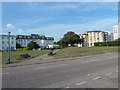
left=7, top=32, right=11, bottom=64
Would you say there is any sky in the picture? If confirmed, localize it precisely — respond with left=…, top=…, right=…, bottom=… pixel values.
left=2, top=2, right=118, bottom=41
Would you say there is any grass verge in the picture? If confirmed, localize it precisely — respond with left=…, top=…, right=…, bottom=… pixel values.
left=40, top=46, right=119, bottom=60
left=2, top=50, right=50, bottom=64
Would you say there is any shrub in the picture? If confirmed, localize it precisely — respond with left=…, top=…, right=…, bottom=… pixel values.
left=94, top=38, right=120, bottom=46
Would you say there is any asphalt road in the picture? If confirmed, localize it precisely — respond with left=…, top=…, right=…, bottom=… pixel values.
left=2, top=53, right=118, bottom=88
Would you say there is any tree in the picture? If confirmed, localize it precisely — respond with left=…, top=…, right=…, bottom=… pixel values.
left=16, top=43, right=22, bottom=49
left=27, top=41, right=40, bottom=50
left=57, top=31, right=83, bottom=47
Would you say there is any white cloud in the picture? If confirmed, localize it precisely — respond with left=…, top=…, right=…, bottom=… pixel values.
left=23, top=2, right=118, bottom=13
left=24, top=17, right=117, bottom=41
left=17, top=28, right=24, bottom=34
left=6, top=24, right=15, bottom=29
left=16, top=17, right=58, bottom=26
left=2, top=0, right=119, bottom=2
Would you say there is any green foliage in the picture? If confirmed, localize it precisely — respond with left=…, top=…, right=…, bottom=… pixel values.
left=16, top=47, right=28, bottom=51
left=57, top=31, right=83, bottom=47
left=16, top=43, right=22, bottom=49
left=27, top=41, right=40, bottom=50
left=16, top=48, right=23, bottom=51
left=94, top=38, right=120, bottom=46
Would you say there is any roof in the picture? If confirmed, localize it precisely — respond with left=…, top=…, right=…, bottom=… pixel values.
left=86, top=31, right=106, bottom=33
left=16, top=35, right=54, bottom=40
left=0, top=35, right=16, bottom=37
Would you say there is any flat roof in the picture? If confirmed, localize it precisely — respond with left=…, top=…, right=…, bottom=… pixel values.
left=0, top=35, right=16, bottom=37
left=86, top=31, right=106, bottom=32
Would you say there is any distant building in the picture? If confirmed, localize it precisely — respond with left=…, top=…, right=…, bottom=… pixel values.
left=113, top=25, right=119, bottom=40
left=16, top=34, right=54, bottom=48
left=47, top=44, right=59, bottom=49
left=108, top=32, right=114, bottom=41
left=80, top=31, right=108, bottom=47
left=79, top=34, right=88, bottom=47
left=0, top=35, right=16, bottom=51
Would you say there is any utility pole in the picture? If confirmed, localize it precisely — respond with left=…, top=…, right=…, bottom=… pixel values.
left=7, top=32, right=11, bottom=64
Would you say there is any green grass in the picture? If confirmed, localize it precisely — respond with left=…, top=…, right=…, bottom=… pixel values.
left=52, top=46, right=119, bottom=59
left=2, top=50, right=50, bottom=64
left=2, top=46, right=119, bottom=64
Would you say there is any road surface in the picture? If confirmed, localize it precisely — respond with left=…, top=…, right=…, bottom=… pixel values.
left=2, top=52, right=118, bottom=88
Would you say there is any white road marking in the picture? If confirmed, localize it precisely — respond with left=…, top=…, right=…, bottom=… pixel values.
left=5, top=72, right=9, bottom=74
left=77, top=81, right=87, bottom=85
left=105, top=73, right=112, bottom=76
left=34, top=67, right=46, bottom=70
left=87, top=74, right=90, bottom=76
left=0, top=72, right=9, bottom=75
left=66, top=87, right=69, bottom=88
left=85, top=59, right=102, bottom=63
left=34, top=64, right=67, bottom=70
left=93, top=77, right=101, bottom=80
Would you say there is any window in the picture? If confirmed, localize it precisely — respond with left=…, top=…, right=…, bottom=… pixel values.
left=2, top=37, right=4, bottom=39
left=12, top=37, right=14, bottom=39
left=19, top=36, right=22, bottom=38
left=12, top=41, right=14, bottom=44
left=2, top=41, right=4, bottom=44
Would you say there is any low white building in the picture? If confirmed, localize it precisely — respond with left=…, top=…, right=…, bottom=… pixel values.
left=47, top=44, right=59, bottom=49
left=0, top=35, right=16, bottom=51
left=16, top=34, right=54, bottom=48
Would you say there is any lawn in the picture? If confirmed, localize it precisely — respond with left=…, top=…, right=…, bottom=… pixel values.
left=46, top=46, right=119, bottom=60
left=2, top=50, right=51, bottom=64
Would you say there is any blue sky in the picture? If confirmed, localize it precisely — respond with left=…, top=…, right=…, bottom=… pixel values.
left=2, top=2, right=118, bottom=41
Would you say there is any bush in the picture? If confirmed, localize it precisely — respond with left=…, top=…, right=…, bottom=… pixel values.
left=94, top=38, right=120, bottom=46
left=27, top=41, right=40, bottom=50
left=16, top=43, right=22, bottom=49
left=16, top=47, right=28, bottom=51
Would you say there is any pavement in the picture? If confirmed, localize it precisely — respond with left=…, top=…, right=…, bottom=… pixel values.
left=2, top=52, right=118, bottom=88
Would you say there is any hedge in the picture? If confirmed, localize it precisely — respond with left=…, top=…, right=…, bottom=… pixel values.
left=94, top=39, right=120, bottom=46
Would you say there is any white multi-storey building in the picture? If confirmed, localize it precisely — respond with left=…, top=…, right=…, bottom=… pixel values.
left=16, top=34, right=54, bottom=48
left=113, top=25, right=119, bottom=40
left=108, top=32, right=114, bottom=41
left=0, top=35, right=16, bottom=51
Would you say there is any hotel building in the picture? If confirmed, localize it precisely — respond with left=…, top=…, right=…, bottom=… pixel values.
left=16, top=34, right=54, bottom=48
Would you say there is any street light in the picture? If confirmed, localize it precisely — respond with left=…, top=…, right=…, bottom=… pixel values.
left=7, top=32, right=11, bottom=64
